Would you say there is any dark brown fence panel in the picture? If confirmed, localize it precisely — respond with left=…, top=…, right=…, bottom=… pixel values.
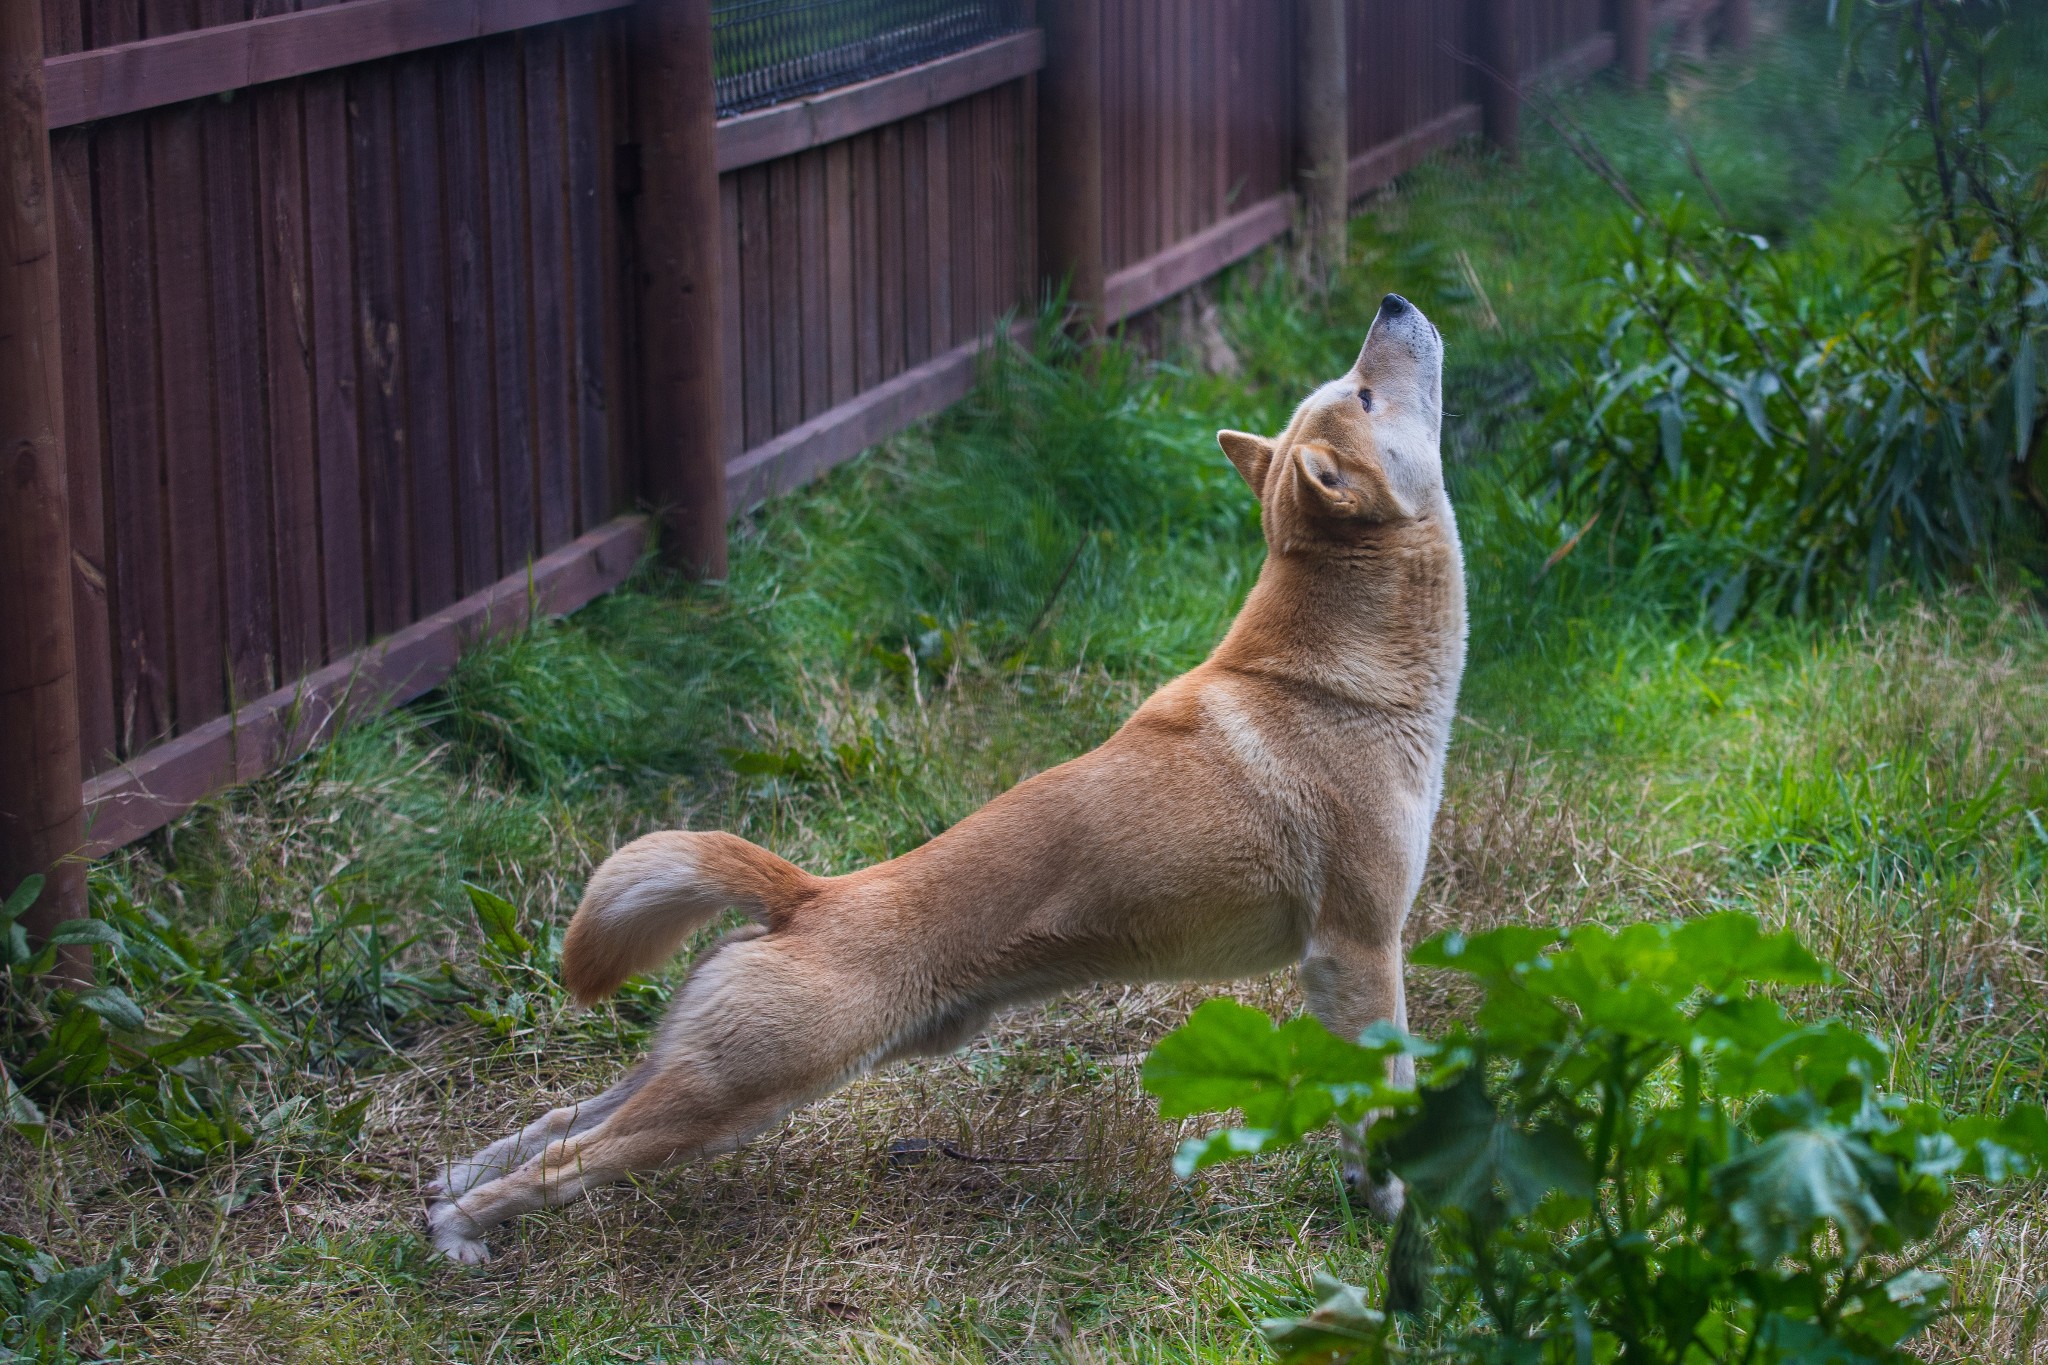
left=1098, top=0, right=1292, bottom=280
left=1523, top=0, right=1606, bottom=72
left=17, top=0, right=1729, bottom=864
left=55, top=10, right=630, bottom=777
left=718, top=76, right=1034, bottom=476
left=1347, top=0, right=1473, bottom=156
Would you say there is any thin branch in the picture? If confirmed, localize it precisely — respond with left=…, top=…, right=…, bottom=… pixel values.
left=1440, top=39, right=1652, bottom=218
left=1676, top=127, right=1732, bottom=223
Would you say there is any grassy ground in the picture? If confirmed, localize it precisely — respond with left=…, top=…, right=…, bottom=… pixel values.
left=6, top=8, right=2046, bottom=1361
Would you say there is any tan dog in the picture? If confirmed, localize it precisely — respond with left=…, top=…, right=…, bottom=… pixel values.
left=426, top=294, right=1466, bottom=1263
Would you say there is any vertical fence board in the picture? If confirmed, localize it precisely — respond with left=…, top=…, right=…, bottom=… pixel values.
left=768, top=156, right=803, bottom=434
left=440, top=47, right=498, bottom=593
left=876, top=122, right=904, bottom=381
left=151, top=104, right=228, bottom=733
left=924, top=109, right=951, bottom=353
left=902, top=117, right=930, bottom=365
left=394, top=55, right=456, bottom=615
left=851, top=132, right=881, bottom=393
left=481, top=35, right=536, bottom=572
left=983, top=88, right=1003, bottom=327
left=595, top=24, right=630, bottom=517
left=1099, top=3, right=1123, bottom=273
left=718, top=171, right=746, bottom=460
left=94, top=115, right=172, bottom=754
left=821, top=141, right=854, bottom=406
left=52, top=131, right=115, bottom=774
left=737, top=165, right=773, bottom=448
left=563, top=22, right=610, bottom=529
left=42, top=2, right=112, bottom=778
left=253, top=83, right=323, bottom=684
left=949, top=94, right=974, bottom=340
left=350, top=63, right=413, bottom=634
left=525, top=28, right=575, bottom=551
left=797, top=148, right=831, bottom=416
left=303, top=73, right=365, bottom=660
left=201, top=76, right=277, bottom=706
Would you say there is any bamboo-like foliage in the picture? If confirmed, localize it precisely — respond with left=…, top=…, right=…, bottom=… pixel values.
left=1532, top=0, right=2045, bottom=623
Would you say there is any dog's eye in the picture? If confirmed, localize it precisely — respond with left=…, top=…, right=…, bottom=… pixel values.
left=1358, top=388, right=1374, bottom=412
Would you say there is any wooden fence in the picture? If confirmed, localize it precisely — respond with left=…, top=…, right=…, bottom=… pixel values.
left=0, top=0, right=1744, bottom=937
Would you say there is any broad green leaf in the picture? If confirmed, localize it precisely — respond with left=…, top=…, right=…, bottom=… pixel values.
left=25, top=1005, right=111, bottom=1089
left=46, top=917, right=122, bottom=949
left=1, top=1061, right=43, bottom=1127
left=1714, top=1124, right=1888, bottom=1262
left=1, top=874, right=43, bottom=927
left=1744, top=1024, right=1890, bottom=1108
left=1672, top=913, right=1830, bottom=990
left=145, top=1258, right=211, bottom=1295
left=1659, top=396, right=1685, bottom=478
left=1412, top=924, right=1558, bottom=982
left=462, top=882, right=532, bottom=960
left=1260, top=1273, right=1388, bottom=1365
left=1144, top=1001, right=1413, bottom=1166
left=1383, top=1070, right=1593, bottom=1217
left=23, top=1252, right=120, bottom=1332
left=76, top=986, right=146, bottom=1033
left=1172, top=1127, right=1286, bottom=1177
left=147, top=1019, right=246, bottom=1068
left=1948, top=1103, right=2048, bottom=1183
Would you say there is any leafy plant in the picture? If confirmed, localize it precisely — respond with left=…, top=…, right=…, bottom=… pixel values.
left=1529, top=1, right=2046, bottom=619
left=0, top=1235, right=208, bottom=1364
left=1144, top=913, right=2048, bottom=1363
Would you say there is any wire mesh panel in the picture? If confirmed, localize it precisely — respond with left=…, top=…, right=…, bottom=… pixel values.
left=713, top=0, right=1030, bottom=117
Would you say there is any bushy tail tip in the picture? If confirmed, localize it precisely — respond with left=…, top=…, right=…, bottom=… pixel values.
left=560, top=830, right=816, bottom=1004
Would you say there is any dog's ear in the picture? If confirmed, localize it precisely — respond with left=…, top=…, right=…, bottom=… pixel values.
left=1294, top=440, right=1415, bottom=522
left=1217, top=430, right=1275, bottom=492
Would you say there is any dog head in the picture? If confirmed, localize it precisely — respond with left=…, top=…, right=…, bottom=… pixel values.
left=1216, top=293, right=1446, bottom=550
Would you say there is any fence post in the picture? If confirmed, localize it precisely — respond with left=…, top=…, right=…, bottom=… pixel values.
left=1619, top=0, right=1650, bottom=89
left=1295, top=0, right=1348, bottom=286
left=1037, top=0, right=1105, bottom=332
left=631, top=0, right=729, bottom=576
left=1722, top=0, right=1753, bottom=53
left=1481, top=0, right=1521, bottom=157
left=0, top=0, right=89, bottom=976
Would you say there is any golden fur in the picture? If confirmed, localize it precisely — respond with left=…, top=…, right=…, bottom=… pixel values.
left=425, top=294, right=1467, bottom=1262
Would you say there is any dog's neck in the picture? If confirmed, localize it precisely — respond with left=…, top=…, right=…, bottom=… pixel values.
left=1210, top=499, right=1466, bottom=716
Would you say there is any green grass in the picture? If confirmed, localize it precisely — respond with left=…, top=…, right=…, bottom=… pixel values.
left=5, top=8, right=2046, bottom=1361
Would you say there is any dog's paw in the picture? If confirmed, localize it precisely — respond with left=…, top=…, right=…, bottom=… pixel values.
left=425, top=1197, right=491, bottom=1265
left=1342, top=1164, right=1406, bottom=1223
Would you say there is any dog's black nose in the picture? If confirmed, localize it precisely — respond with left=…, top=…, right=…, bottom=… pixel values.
left=1379, top=293, right=1411, bottom=318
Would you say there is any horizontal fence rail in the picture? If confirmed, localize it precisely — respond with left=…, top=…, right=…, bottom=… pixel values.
left=44, top=0, right=634, bottom=127
left=1, top=0, right=1743, bottom=907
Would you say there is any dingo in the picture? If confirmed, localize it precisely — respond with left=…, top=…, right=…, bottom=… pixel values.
left=426, top=294, right=1466, bottom=1263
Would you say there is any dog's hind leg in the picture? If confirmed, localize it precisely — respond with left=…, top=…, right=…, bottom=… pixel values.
left=426, top=930, right=901, bottom=1262
left=427, top=1063, right=651, bottom=1199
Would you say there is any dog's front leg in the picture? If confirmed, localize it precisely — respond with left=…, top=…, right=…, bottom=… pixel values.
left=1299, top=916, right=1412, bottom=1221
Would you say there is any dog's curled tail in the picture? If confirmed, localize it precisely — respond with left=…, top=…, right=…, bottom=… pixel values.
left=561, top=830, right=820, bottom=1004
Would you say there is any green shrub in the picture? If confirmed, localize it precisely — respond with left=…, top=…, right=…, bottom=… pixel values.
left=1528, top=1, right=2046, bottom=620
left=1143, top=913, right=2048, bottom=1363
